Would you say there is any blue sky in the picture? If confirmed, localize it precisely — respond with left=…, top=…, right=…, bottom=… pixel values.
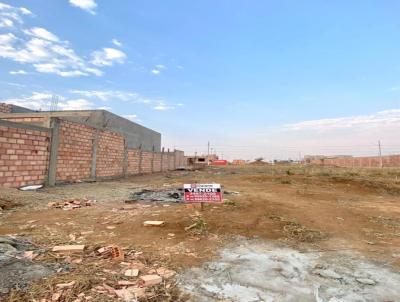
left=1, top=0, right=400, bottom=160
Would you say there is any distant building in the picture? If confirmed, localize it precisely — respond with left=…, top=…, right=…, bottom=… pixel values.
left=304, top=155, right=353, bottom=164
left=186, top=154, right=218, bottom=166
left=232, top=159, right=246, bottom=165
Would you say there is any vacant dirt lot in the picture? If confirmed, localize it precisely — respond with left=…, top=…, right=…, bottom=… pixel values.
left=1, top=165, right=400, bottom=301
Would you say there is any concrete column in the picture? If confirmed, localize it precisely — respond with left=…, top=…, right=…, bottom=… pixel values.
left=47, top=118, right=60, bottom=186
left=151, top=145, right=155, bottom=173
left=90, top=129, right=100, bottom=180
left=174, top=149, right=177, bottom=170
left=160, top=147, right=165, bottom=172
left=138, top=144, right=143, bottom=174
left=167, top=148, right=170, bottom=171
left=123, top=137, right=128, bottom=177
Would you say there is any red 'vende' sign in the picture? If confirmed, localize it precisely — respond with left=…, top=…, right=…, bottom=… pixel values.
left=184, top=184, right=222, bottom=203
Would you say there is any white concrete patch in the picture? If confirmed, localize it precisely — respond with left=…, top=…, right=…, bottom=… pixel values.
left=178, top=240, right=400, bottom=301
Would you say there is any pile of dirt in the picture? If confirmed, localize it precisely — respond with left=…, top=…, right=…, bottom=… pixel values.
left=0, top=236, right=59, bottom=296
left=0, top=198, right=20, bottom=211
left=269, top=215, right=326, bottom=242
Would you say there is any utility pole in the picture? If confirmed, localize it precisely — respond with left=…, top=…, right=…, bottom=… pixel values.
left=378, top=140, right=383, bottom=168
left=207, top=141, right=210, bottom=166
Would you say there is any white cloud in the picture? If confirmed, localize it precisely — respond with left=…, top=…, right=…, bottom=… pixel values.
left=70, top=89, right=178, bottom=112
left=20, top=7, right=32, bottom=15
left=0, top=3, right=126, bottom=77
left=91, top=48, right=126, bottom=66
left=111, top=38, right=122, bottom=47
left=69, top=0, right=97, bottom=15
left=0, top=18, right=13, bottom=27
left=97, top=105, right=112, bottom=110
left=58, top=98, right=93, bottom=110
left=1, top=92, right=93, bottom=111
left=282, top=109, right=400, bottom=131
left=9, top=69, right=28, bottom=75
left=0, top=80, right=25, bottom=87
left=151, top=64, right=166, bottom=75
left=23, top=27, right=59, bottom=42
left=70, top=89, right=138, bottom=101
left=123, top=114, right=138, bottom=121
left=0, top=2, right=31, bottom=29
left=0, top=31, right=103, bottom=77
left=153, top=101, right=174, bottom=111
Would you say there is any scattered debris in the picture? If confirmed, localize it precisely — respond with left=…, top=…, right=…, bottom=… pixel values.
left=124, top=268, right=139, bottom=277
left=143, top=221, right=165, bottom=227
left=223, top=190, right=240, bottom=195
left=118, top=280, right=136, bottom=286
left=19, top=184, right=43, bottom=191
left=23, top=250, right=38, bottom=260
left=47, top=198, right=95, bottom=210
left=55, top=280, right=75, bottom=289
left=96, top=245, right=125, bottom=261
left=156, top=267, right=176, bottom=279
left=184, top=223, right=197, bottom=231
left=127, top=188, right=183, bottom=203
left=139, top=274, right=162, bottom=287
left=356, top=278, right=376, bottom=285
left=0, top=236, right=58, bottom=296
left=52, top=245, right=85, bottom=253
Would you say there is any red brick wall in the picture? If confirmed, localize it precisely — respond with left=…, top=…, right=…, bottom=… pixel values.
left=1, top=117, right=45, bottom=123
left=141, top=151, right=152, bottom=173
left=0, top=122, right=50, bottom=187
left=56, top=120, right=95, bottom=182
left=311, top=155, right=400, bottom=168
left=96, top=130, right=125, bottom=177
left=0, top=103, right=12, bottom=113
left=0, top=118, right=186, bottom=187
left=127, top=149, right=140, bottom=175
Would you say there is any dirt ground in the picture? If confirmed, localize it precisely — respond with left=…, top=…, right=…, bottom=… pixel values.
left=1, top=165, right=400, bottom=301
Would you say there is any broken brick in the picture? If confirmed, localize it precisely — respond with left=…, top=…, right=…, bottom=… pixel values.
left=52, top=245, right=85, bottom=253
left=156, top=267, right=176, bottom=279
left=124, top=268, right=139, bottom=277
left=111, top=246, right=124, bottom=261
left=139, top=274, right=162, bottom=287
left=56, top=280, right=76, bottom=289
left=143, top=221, right=165, bottom=227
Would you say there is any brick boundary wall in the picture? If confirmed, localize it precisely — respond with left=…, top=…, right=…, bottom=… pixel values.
left=95, top=130, right=125, bottom=178
left=0, top=116, right=46, bottom=124
left=0, top=120, right=50, bottom=187
left=0, top=118, right=187, bottom=187
left=56, top=120, right=96, bottom=182
left=0, top=103, right=12, bottom=113
left=310, top=155, right=400, bottom=168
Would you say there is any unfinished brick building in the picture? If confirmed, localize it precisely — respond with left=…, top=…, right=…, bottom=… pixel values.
left=0, top=103, right=186, bottom=188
